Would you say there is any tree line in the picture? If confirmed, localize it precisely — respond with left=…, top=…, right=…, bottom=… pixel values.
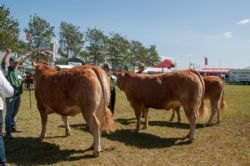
left=0, top=5, right=160, bottom=67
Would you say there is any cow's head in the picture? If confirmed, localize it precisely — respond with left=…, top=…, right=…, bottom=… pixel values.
left=32, top=61, right=57, bottom=79
left=113, top=71, right=126, bottom=90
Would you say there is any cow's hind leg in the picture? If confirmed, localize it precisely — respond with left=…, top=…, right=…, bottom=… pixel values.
left=186, top=112, right=196, bottom=142
left=61, top=116, right=71, bottom=136
left=170, top=107, right=181, bottom=122
left=216, top=104, right=221, bottom=124
left=169, top=108, right=175, bottom=121
left=87, top=114, right=102, bottom=157
left=176, top=107, right=181, bottom=123
left=142, top=108, right=149, bottom=130
left=183, top=106, right=197, bottom=142
left=207, top=100, right=218, bottom=125
left=37, top=103, right=47, bottom=140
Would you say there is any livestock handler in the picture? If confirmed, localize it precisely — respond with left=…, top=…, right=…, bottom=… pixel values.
left=0, top=67, right=14, bottom=164
left=1, top=49, right=23, bottom=139
left=136, top=63, right=145, bottom=74
left=102, top=62, right=116, bottom=114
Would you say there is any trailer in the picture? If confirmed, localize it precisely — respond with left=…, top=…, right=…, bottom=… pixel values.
left=229, top=67, right=250, bottom=85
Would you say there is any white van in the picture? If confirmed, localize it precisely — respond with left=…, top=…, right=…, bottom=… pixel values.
left=229, top=67, right=250, bottom=85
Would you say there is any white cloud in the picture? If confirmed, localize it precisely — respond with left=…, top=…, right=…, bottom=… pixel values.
left=237, top=19, right=250, bottom=25
left=224, top=32, right=232, bottom=39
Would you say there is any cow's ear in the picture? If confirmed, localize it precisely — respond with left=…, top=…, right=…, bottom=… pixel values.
left=32, top=61, right=37, bottom=67
left=113, top=71, right=124, bottom=77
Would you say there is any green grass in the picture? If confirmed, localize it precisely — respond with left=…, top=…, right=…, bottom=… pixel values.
left=3, top=84, right=250, bottom=165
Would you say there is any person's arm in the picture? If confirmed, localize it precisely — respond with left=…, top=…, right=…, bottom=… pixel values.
left=0, top=70, right=14, bottom=97
left=1, top=48, right=11, bottom=70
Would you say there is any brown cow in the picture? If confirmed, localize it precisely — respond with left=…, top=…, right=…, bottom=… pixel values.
left=24, top=72, right=34, bottom=90
left=114, top=70, right=206, bottom=142
left=170, top=76, right=226, bottom=124
left=32, top=62, right=115, bottom=156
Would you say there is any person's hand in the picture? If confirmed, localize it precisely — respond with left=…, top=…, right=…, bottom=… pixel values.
left=6, top=48, right=12, bottom=54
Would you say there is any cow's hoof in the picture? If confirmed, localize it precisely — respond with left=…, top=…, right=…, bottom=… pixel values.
left=133, top=129, right=140, bottom=133
left=65, top=132, right=71, bottom=137
left=93, top=149, right=102, bottom=157
left=207, top=121, right=212, bottom=125
left=39, top=136, right=44, bottom=141
left=142, top=126, right=147, bottom=130
left=188, top=134, right=196, bottom=142
left=188, top=138, right=195, bottom=143
left=169, top=118, right=174, bottom=122
left=93, top=151, right=100, bottom=157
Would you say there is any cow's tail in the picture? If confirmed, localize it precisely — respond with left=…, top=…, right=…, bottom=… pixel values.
left=219, top=89, right=227, bottom=112
left=190, top=70, right=208, bottom=118
left=93, top=67, right=116, bottom=133
left=103, top=106, right=116, bottom=133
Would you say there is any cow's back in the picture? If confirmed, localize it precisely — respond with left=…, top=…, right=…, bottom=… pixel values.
left=35, top=65, right=105, bottom=116
left=121, top=71, right=203, bottom=110
left=203, top=76, right=224, bottom=100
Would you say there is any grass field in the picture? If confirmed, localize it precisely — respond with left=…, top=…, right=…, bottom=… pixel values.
left=3, top=84, right=250, bottom=165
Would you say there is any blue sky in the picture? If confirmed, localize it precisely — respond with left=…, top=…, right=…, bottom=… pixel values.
left=2, top=0, right=250, bottom=69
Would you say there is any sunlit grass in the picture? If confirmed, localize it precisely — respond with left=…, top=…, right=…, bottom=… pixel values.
left=3, top=84, right=250, bottom=165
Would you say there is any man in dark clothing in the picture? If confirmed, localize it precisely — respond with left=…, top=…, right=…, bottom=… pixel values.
left=1, top=49, right=23, bottom=139
left=102, top=62, right=116, bottom=114
left=136, top=63, right=145, bottom=74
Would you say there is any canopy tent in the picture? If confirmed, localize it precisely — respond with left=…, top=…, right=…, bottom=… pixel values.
left=142, top=67, right=171, bottom=74
left=155, top=58, right=175, bottom=69
left=199, top=67, right=234, bottom=75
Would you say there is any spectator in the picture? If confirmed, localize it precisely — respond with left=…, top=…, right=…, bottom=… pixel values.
left=136, top=63, right=145, bottom=74
left=102, top=62, right=116, bottom=114
left=1, top=49, right=23, bottom=139
left=0, top=68, right=14, bottom=165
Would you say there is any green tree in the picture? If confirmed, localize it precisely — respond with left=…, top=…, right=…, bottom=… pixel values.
left=85, top=28, right=108, bottom=65
left=0, top=5, right=19, bottom=50
left=24, top=15, right=55, bottom=62
left=25, top=15, right=55, bottom=49
left=59, top=21, right=84, bottom=57
left=14, top=40, right=30, bottom=54
left=107, top=33, right=129, bottom=66
left=145, top=45, right=160, bottom=66
left=128, top=40, right=146, bottom=66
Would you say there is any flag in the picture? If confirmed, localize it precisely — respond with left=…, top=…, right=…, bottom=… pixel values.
left=204, top=56, right=208, bottom=66
left=53, top=40, right=59, bottom=61
left=26, top=32, right=32, bottom=44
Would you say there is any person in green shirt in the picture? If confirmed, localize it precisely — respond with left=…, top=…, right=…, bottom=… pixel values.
left=1, top=49, right=23, bottom=139
left=102, top=62, right=116, bottom=114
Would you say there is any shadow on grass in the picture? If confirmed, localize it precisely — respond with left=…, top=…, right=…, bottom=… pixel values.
left=4, top=137, right=96, bottom=165
left=103, top=129, right=192, bottom=149
left=116, top=118, right=136, bottom=125
left=149, top=121, right=208, bottom=129
left=59, top=123, right=89, bottom=133
left=116, top=118, right=208, bottom=129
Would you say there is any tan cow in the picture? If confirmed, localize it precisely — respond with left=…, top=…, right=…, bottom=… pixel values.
left=170, top=76, right=226, bottom=124
left=32, top=62, right=115, bottom=156
left=114, top=70, right=206, bottom=142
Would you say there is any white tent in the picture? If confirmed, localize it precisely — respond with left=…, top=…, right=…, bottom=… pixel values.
left=142, top=67, right=171, bottom=74
left=56, top=64, right=74, bottom=69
